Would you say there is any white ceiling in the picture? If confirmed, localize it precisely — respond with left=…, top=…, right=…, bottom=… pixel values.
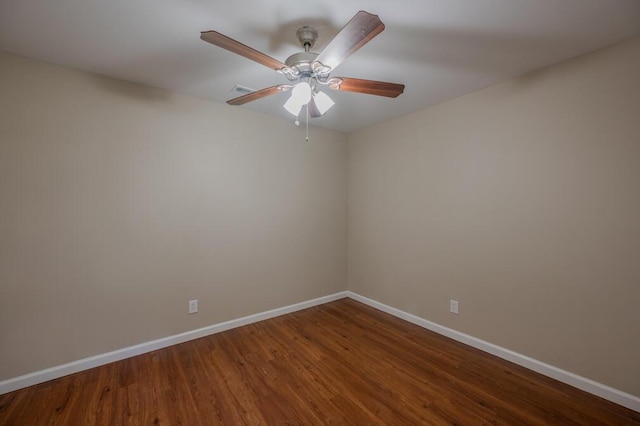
left=1, top=0, right=640, bottom=133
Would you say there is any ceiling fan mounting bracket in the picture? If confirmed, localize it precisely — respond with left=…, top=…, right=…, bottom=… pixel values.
left=296, top=26, right=318, bottom=51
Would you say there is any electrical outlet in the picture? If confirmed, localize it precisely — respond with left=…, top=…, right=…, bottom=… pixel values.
left=188, top=299, right=198, bottom=314
left=450, top=299, right=459, bottom=315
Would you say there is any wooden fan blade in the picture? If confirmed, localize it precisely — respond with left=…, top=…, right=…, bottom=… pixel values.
left=314, top=11, right=385, bottom=71
left=201, top=31, right=287, bottom=71
left=227, top=85, right=287, bottom=105
left=330, top=77, right=405, bottom=98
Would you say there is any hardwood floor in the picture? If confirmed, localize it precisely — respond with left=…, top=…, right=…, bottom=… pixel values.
left=1, top=298, right=638, bottom=425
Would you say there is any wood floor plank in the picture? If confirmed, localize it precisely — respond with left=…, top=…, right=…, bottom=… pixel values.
left=1, top=298, right=639, bottom=425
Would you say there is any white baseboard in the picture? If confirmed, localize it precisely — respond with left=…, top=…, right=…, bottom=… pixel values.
left=346, top=291, right=640, bottom=412
left=0, top=291, right=348, bottom=396
left=2, top=290, right=638, bottom=413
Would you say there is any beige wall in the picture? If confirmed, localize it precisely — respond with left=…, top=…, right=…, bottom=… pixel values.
left=0, top=52, right=347, bottom=380
left=2, top=35, right=639, bottom=399
left=348, top=36, right=640, bottom=397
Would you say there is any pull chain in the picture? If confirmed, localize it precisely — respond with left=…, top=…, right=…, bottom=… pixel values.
left=305, top=103, right=309, bottom=142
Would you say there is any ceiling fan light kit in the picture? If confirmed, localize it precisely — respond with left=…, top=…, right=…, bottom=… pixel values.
left=200, top=10, right=405, bottom=126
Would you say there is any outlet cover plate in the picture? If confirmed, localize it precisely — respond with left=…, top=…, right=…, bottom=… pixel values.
left=450, top=299, right=459, bottom=315
left=188, top=300, right=198, bottom=314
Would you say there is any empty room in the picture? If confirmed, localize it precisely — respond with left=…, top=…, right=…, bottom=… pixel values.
left=1, top=1, right=639, bottom=424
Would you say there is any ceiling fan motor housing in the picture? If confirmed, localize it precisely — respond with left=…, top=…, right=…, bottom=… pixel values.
left=285, top=51, right=319, bottom=74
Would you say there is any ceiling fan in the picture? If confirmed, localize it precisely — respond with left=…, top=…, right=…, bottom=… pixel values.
left=200, top=11, right=405, bottom=119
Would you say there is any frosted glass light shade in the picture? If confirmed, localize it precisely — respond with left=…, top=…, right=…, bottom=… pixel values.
left=283, top=82, right=312, bottom=116
left=284, top=96, right=303, bottom=116
left=313, top=91, right=335, bottom=115
left=291, top=82, right=311, bottom=104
